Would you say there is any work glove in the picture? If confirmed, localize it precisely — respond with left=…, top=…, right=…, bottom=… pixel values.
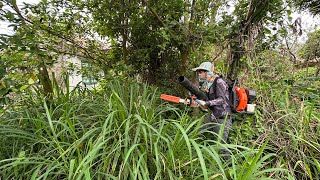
left=194, top=99, right=206, bottom=106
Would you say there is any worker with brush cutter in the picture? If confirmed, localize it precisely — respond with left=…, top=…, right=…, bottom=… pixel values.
left=191, top=62, right=232, bottom=159
left=160, top=62, right=257, bottom=159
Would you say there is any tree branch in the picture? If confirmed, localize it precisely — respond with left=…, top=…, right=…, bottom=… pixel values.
left=141, top=0, right=180, bottom=46
left=5, top=0, right=105, bottom=64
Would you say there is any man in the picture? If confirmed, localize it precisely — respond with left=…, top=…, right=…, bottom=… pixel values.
left=192, top=62, right=232, bottom=157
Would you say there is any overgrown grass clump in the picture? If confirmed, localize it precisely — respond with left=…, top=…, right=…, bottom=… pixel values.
left=0, top=80, right=288, bottom=179
left=230, top=67, right=320, bottom=180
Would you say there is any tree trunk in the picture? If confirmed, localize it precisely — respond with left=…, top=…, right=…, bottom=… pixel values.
left=145, top=50, right=161, bottom=85
left=121, top=29, right=128, bottom=64
left=120, top=9, right=129, bottom=64
left=228, top=37, right=244, bottom=80
left=37, top=61, right=53, bottom=102
left=180, top=47, right=189, bottom=75
left=227, top=0, right=268, bottom=80
left=102, top=66, right=109, bottom=79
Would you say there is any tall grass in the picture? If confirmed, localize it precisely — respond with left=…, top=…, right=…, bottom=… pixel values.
left=0, top=80, right=287, bottom=179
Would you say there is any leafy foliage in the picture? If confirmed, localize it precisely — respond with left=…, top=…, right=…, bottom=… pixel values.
left=299, top=29, right=320, bottom=60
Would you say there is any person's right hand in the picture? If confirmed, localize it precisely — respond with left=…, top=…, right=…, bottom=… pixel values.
left=195, top=99, right=206, bottom=106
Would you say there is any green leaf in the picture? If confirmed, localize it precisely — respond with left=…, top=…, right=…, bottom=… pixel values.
left=0, top=68, right=5, bottom=78
left=28, top=78, right=35, bottom=84
left=286, top=9, right=292, bottom=15
left=19, top=85, right=29, bottom=91
left=190, top=140, right=208, bottom=180
left=68, top=159, right=75, bottom=180
left=18, top=151, right=26, bottom=159
left=264, top=28, right=271, bottom=35
left=0, top=88, right=8, bottom=97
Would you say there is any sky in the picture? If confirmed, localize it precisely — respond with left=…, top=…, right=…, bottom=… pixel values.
left=292, top=12, right=319, bottom=43
left=1, top=0, right=41, bottom=35
left=1, top=0, right=319, bottom=43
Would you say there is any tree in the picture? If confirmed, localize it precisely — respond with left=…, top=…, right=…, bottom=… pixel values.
left=0, top=0, right=297, bottom=88
left=298, top=29, right=320, bottom=76
left=141, top=0, right=223, bottom=73
left=85, top=0, right=226, bottom=84
left=222, top=0, right=293, bottom=79
left=0, top=0, right=115, bottom=102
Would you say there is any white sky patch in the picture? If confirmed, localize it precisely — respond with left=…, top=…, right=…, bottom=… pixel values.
left=292, top=12, right=320, bottom=43
left=0, top=0, right=40, bottom=35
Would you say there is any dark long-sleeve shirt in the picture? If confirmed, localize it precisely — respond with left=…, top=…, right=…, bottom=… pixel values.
left=205, top=78, right=231, bottom=118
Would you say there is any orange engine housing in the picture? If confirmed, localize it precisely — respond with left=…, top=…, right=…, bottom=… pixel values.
left=234, top=86, right=248, bottom=111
